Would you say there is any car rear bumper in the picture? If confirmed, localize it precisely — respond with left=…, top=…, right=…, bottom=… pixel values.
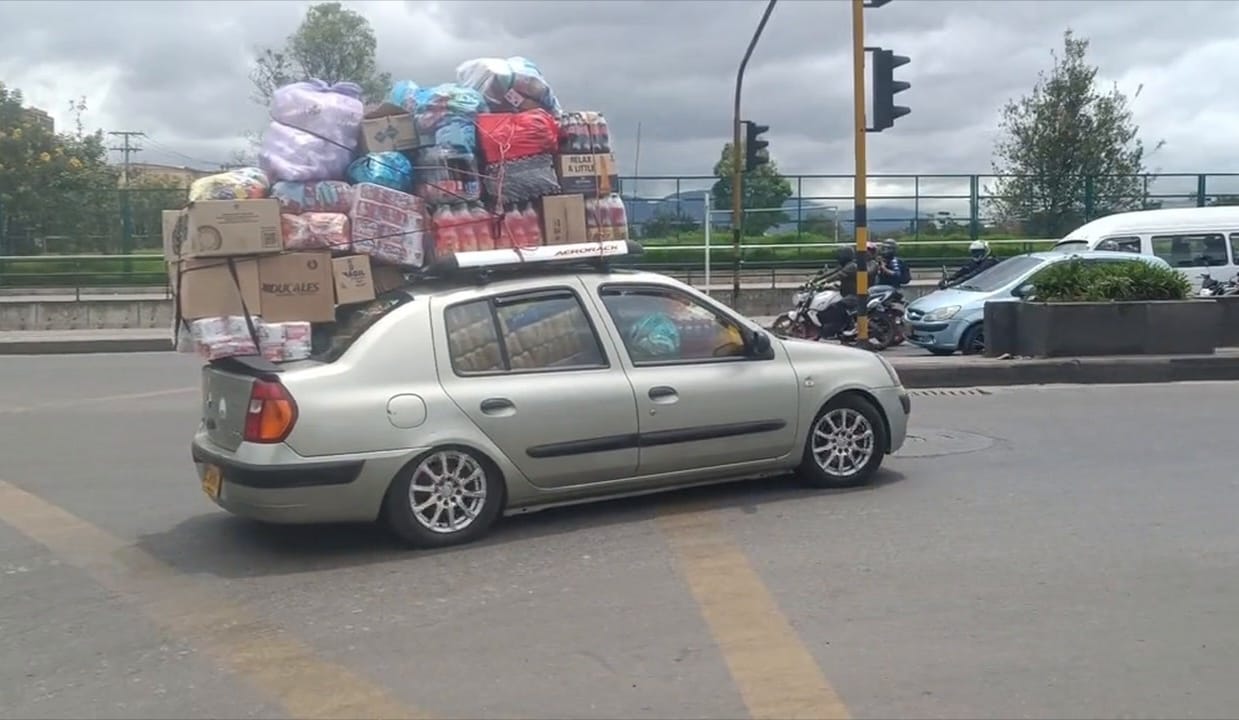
left=190, top=434, right=417, bottom=524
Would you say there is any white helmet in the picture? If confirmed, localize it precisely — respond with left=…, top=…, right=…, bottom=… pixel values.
left=968, top=240, right=990, bottom=258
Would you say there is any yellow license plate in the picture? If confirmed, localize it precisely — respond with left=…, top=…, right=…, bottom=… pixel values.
left=201, top=464, right=222, bottom=500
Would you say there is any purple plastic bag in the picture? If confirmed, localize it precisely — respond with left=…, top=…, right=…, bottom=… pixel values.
left=260, top=79, right=365, bottom=182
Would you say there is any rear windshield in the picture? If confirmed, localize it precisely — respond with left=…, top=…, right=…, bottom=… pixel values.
left=311, top=291, right=413, bottom=363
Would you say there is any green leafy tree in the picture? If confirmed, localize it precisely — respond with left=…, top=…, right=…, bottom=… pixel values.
left=250, top=2, right=392, bottom=105
left=126, top=173, right=188, bottom=252
left=798, top=210, right=846, bottom=242
left=0, top=84, right=119, bottom=254
left=711, top=143, right=793, bottom=236
left=988, top=30, right=1162, bottom=238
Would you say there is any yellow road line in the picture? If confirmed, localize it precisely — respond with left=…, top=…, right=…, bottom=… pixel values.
left=0, top=386, right=198, bottom=415
left=0, top=480, right=423, bottom=720
left=660, top=509, right=851, bottom=720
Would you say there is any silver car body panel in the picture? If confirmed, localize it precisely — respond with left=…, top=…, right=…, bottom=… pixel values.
left=192, top=270, right=909, bottom=524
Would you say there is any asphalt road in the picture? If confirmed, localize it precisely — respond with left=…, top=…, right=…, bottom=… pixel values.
left=2, top=353, right=1237, bottom=720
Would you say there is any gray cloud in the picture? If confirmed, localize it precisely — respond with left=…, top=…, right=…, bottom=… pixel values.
left=2, top=0, right=1237, bottom=210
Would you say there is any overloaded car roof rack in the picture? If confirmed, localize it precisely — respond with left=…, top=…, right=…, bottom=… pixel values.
left=418, top=239, right=645, bottom=285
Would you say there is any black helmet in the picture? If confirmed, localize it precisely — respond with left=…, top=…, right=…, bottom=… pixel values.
left=880, top=238, right=898, bottom=258
left=836, top=245, right=856, bottom=266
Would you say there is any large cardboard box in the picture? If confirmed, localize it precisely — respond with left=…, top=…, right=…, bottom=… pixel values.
left=554, top=153, right=619, bottom=197
left=332, top=255, right=409, bottom=306
left=539, top=194, right=588, bottom=246
left=359, top=103, right=422, bottom=153
left=170, top=257, right=262, bottom=321
left=178, top=199, right=283, bottom=259
left=258, top=251, right=336, bottom=323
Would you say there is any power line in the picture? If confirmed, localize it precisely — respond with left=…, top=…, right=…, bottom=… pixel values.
left=108, top=130, right=145, bottom=186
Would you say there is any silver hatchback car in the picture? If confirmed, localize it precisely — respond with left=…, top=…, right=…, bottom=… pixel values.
left=191, top=247, right=910, bottom=548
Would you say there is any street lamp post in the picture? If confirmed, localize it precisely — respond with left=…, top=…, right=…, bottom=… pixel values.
left=731, top=0, right=778, bottom=306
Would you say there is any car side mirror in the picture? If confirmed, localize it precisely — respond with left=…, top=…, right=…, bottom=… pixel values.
left=747, top=329, right=773, bottom=357
left=1012, top=283, right=1033, bottom=298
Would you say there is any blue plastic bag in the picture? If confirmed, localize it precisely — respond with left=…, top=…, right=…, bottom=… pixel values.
left=346, top=152, right=414, bottom=193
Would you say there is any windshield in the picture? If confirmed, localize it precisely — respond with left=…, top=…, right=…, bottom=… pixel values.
left=1053, top=239, right=1088, bottom=252
left=311, top=290, right=413, bottom=363
left=954, top=255, right=1047, bottom=292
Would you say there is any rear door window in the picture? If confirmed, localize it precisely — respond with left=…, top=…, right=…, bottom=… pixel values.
left=1150, top=233, right=1228, bottom=267
left=1102, top=236, right=1142, bottom=253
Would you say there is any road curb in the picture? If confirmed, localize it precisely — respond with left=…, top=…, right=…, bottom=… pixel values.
left=891, top=354, right=1239, bottom=388
left=4, top=337, right=1239, bottom=389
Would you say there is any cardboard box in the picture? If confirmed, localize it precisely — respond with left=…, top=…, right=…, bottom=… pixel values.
left=332, top=255, right=408, bottom=306
left=258, top=251, right=336, bottom=323
left=359, top=103, right=422, bottom=153
left=179, top=199, right=283, bottom=259
left=161, top=209, right=182, bottom=260
left=170, top=257, right=262, bottom=321
left=555, top=153, right=619, bottom=198
left=539, top=194, right=588, bottom=246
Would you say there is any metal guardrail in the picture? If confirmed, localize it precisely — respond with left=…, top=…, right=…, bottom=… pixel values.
left=0, top=237, right=1058, bottom=295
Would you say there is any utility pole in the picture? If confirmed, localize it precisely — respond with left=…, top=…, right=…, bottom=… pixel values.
left=851, top=0, right=870, bottom=342
left=108, top=130, right=144, bottom=271
left=108, top=131, right=145, bottom=187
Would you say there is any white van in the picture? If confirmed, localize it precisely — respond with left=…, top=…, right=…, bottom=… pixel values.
left=1051, top=207, right=1239, bottom=288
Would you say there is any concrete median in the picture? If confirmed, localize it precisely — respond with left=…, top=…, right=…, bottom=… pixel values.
left=4, top=328, right=1238, bottom=389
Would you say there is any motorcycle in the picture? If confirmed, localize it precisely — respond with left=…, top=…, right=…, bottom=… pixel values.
left=869, top=284, right=908, bottom=346
left=1198, top=272, right=1239, bottom=297
left=770, top=275, right=895, bottom=350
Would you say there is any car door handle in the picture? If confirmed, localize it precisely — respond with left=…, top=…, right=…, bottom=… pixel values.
left=480, top=398, right=515, bottom=415
left=648, top=386, right=678, bottom=403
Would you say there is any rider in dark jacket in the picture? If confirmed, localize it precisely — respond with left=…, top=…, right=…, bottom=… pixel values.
left=939, top=240, right=999, bottom=289
left=874, top=238, right=909, bottom=288
left=815, top=246, right=859, bottom=340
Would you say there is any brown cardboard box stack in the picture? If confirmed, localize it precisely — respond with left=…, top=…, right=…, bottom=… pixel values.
left=167, top=56, right=634, bottom=364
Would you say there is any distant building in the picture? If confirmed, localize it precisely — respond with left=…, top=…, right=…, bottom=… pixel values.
left=121, top=163, right=216, bottom=188
left=21, top=106, right=54, bottom=133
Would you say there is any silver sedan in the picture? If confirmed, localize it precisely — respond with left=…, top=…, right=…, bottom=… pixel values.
left=192, top=267, right=910, bottom=548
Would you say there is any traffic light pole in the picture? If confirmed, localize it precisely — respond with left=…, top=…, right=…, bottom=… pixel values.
left=851, top=0, right=870, bottom=342
left=732, top=0, right=778, bottom=305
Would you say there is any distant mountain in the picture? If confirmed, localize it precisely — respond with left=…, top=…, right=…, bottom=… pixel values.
left=621, top=189, right=926, bottom=234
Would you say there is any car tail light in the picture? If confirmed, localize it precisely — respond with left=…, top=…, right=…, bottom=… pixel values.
left=243, top=379, right=298, bottom=444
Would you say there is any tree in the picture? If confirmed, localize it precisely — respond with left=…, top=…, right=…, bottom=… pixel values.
left=0, top=84, right=119, bottom=254
left=710, top=143, right=793, bottom=236
left=250, top=2, right=391, bottom=106
left=643, top=209, right=700, bottom=239
left=988, top=30, right=1162, bottom=237
left=798, top=210, right=846, bottom=242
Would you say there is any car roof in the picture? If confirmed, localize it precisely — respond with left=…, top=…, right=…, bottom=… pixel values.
left=1025, top=249, right=1162, bottom=263
left=1061, top=206, right=1239, bottom=241
left=389, top=266, right=680, bottom=300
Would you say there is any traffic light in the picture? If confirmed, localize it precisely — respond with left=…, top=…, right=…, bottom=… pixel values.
left=742, top=120, right=770, bottom=172
left=871, top=47, right=910, bottom=132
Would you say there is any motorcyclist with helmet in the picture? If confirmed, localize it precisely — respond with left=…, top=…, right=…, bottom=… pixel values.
left=864, top=240, right=881, bottom=286
left=814, top=245, right=860, bottom=341
left=873, top=238, right=910, bottom=288
left=939, top=240, right=999, bottom=289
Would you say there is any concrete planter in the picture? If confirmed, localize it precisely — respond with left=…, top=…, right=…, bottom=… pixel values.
left=1014, top=300, right=1221, bottom=357
left=1215, top=296, right=1239, bottom=348
left=982, top=301, right=1020, bottom=357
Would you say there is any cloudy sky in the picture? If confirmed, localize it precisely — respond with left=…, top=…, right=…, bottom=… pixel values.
left=4, top=0, right=1239, bottom=209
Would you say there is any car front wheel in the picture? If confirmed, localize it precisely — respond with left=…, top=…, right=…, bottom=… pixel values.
left=798, top=394, right=888, bottom=488
left=384, top=447, right=504, bottom=548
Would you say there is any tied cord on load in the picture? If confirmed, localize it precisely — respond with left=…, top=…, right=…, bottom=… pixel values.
left=171, top=256, right=262, bottom=355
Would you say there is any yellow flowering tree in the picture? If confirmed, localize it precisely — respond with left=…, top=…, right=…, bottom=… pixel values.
left=1, top=83, right=119, bottom=254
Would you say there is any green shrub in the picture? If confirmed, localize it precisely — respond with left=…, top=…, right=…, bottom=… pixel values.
left=1031, top=260, right=1192, bottom=302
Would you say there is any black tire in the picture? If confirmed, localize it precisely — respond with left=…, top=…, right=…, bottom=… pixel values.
left=959, top=323, right=985, bottom=356
left=863, top=314, right=893, bottom=351
left=928, top=347, right=956, bottom=357
left=383, top=446, right=504, bottom=549
left=798, top=394, right=888, bottom=488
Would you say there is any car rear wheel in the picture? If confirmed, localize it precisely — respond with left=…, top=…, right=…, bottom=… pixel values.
left=384, top=447, right=504, bottom=548
left=798, top=394, right=887, bottom=488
